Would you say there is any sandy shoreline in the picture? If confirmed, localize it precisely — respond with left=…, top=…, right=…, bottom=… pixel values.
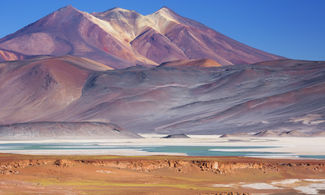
left=0, top=149, right=187, bottom=156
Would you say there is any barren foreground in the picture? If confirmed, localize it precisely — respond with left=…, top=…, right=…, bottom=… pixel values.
left=0, top=154, right=325, bottom=194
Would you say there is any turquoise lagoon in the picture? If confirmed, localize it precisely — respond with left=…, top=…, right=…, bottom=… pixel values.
left=0, top=143, right=323, bottom=159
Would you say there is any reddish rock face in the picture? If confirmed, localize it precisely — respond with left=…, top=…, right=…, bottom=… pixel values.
left=130, top=28, right=188, bottom=64
left=159, top=58, right=221, bottom=68
left=0, top=49, right=25, bottom=61
left=0, top=6, right=283, bottom=68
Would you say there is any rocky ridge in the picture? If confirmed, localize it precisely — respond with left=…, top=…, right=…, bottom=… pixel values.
left=1, top=157, right=324, bottom=175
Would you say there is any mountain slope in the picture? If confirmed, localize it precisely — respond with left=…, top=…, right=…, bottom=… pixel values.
left=130, top=27, right=188, bottom=64
left=0, top=55, right=112, bottom=124
left=0, top=6, right=283, bottom=68
left=1, top=57, right=324, bottom=135
left=0, top=6, right=148, bottom=69
left=0, top=122, right=140, bottom=140
left=95, top=6, right=283, bottom=65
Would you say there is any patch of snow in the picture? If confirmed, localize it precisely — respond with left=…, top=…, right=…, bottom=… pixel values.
left=147, top=8, right=180, bottom=34
left=242, top=183, right=282, bottom=190
left=290, top=114, right=324, bottom=125
left=96, top=170, right=112, bottom=174
left=212, top=184, right=233, bottom=188
left=304, top=179, right=325, bottom=182
left=83, top=12, right=124, bottom=41
left=271, top=179, right=301, bottom=185
left=294, top=186, right=319, bottom=194
left=294, top=182, right=325, bottom=195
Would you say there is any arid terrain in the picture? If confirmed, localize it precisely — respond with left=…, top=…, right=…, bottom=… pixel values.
left=0, top=6, right=324, bottom=137
left=0, top=153, right=325, bottom=194
left=0, top=5, right=324, bottom=194
left=1, top=58, right=325, bottom=136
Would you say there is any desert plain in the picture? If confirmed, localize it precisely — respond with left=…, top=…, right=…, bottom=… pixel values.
left=0, top=136, right=325, bottom=194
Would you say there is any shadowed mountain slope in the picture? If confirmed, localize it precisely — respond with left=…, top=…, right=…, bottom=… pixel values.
left=0, top=56, right=112, bottom=124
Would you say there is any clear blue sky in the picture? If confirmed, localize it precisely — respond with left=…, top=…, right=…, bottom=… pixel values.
left=1, top=0, right=324, bottom=60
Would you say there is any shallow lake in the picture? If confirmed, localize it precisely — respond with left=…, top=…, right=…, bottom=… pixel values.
left=0, top=143, right=323, bottom=159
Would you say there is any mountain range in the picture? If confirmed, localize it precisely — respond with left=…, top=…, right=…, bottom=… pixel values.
left=0, top=6, right=324, bottom=137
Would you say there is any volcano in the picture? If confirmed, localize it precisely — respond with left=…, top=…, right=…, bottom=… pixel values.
left=0, top=6, right=282, bottom=69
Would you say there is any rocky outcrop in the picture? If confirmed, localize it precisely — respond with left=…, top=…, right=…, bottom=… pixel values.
left=163, top=134, right=190, bottom=138
left=207, top=193, right=249, bottom=195
left=221, top=129, right=325, bottom=137
left=1, top=157, right=324, bottom=175
left=54, top=159, right=75, bottom=167
left=160, top=58, right=221, bottom=68
left=0, top=49, right=25, bottom=61
left=0, top=159, right=52, bottom=175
